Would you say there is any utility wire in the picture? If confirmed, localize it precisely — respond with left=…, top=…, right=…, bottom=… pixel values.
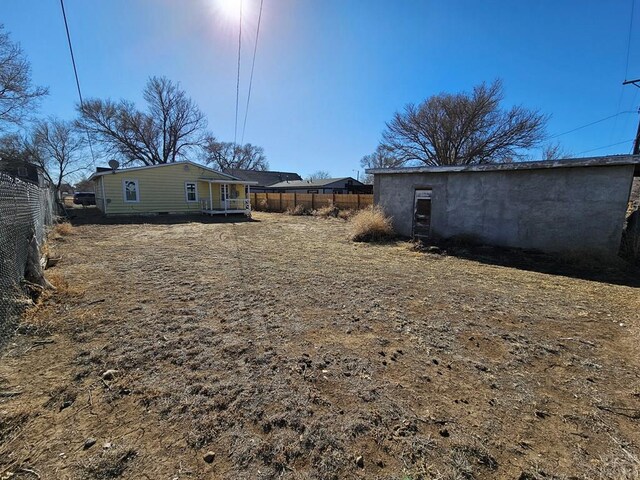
left=241, top=0, right=264, bottom=145
left=609, top=0, right=636, bottom=143
left=233, top=0, right=243, bottom=148
left=625, top=0, right=636, bottom=81
left=59, top=0, right=96, bottom=168
left=549, top=111, right=635, bottom=139
left=576, top=138, right=635, bottom=156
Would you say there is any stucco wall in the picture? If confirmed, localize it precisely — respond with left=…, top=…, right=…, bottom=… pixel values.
left=374, top=165, right=636, bottom=257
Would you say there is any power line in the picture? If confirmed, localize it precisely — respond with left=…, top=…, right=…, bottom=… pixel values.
left=241, top=0, right=264, bottom=145
left=576, top=138, right=635, bottom=156
left=59, top=0, right=96, bottom=168
left=233, top=0, right=243, bottom=147
left=549, top=111, right=635, bottom=139
left=625, top=0, right=636, bottom=81
left=610, top=0, right=637, bottom=143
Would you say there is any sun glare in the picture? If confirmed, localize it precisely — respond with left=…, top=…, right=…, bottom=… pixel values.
left=216, top=0, right=245, bottom=20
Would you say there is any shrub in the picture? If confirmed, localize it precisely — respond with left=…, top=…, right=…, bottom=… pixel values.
left=349, top=206, right=395, bottom=242
left=620, top=210, right=640, bottom=264
left=621, top=230, right=640, bottom=264
left=285, top=204, right=309, bottom=216
left=254, top=198, right=269, bottom=212
left=313, top=204, right=340, bottom=218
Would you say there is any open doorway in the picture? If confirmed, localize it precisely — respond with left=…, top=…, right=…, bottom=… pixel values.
left=413, top=189, right=432, bottom=239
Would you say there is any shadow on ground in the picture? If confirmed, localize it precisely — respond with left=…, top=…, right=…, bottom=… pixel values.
left=417, top=243, right=640, bottom=288
left=65, top=206, right=259, bottom=226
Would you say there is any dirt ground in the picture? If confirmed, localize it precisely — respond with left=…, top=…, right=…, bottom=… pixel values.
left=1, top=211, right=639, bottom=480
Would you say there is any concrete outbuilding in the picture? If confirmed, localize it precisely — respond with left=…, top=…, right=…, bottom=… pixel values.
left=367, top=155, right=640, bottom=258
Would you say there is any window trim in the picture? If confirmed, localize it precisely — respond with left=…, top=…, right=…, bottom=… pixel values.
left=185, top=181, right=198, bottom=203
left=122, top=179, right=140, bottom=203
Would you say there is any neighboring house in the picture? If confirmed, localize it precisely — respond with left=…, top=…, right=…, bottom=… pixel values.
left=268, top=177, right=371, bottom=194
left=222, top=169, right=302, bottom=192
left=89, top=161, right=257, bottom=216
left=367, top=155, right=640, bottom=258
left=59, top=183, right=74, bottom=196
left=0, top=158, right=46, bottom=186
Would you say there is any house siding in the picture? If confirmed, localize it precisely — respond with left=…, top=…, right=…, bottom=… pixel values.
left=98, top=163, right=230, bottom=215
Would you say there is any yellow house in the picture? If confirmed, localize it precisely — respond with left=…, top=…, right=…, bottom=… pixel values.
left=89, top=161, right=257, bottom=216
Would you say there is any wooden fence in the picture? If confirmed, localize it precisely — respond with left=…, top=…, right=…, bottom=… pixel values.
left=250, top=193, right=373, bottom=212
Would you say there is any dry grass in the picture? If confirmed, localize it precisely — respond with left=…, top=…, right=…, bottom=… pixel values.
left=20, top=271, right=86, bottom=335
left=349, top=205, right=395, bottom=242
left=337, top=209, right=355, bottom=220
left=0, top=212, right=638, bottom=479
left=588, top=453, right=640, bottom=480
left=45, top=271, right=85, bottom=297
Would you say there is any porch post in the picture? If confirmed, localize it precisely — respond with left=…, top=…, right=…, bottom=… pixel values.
left=208, top=182, right=212, bottom=211
left=224, top=184, right=228, bottom=212
left=247, top=184, right=251, bottom=211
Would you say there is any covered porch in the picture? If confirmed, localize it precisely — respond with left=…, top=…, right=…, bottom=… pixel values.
left=198, top=178, right=257, bottom=216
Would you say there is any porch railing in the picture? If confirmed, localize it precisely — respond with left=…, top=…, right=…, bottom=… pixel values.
left=201, top=198, right=251, bottom=211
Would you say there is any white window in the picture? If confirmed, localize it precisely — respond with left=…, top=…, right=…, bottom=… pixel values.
left=123, top=179, right=139, bottom=203
left=185, top=182, right=198, bottom=202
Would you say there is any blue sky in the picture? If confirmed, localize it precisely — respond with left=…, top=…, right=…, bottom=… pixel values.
left=2, top=0, right=640, bottom=178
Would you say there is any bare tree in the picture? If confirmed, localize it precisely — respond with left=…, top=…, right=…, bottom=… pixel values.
left=360, top=144, right=407, bottom=183
left=305, top=170, right=332, bottom=181
left=34, top=118, right=86, bottom=190
left=0, top=25, right=47, bottom=130
left=541, top=142, right=572, bottom=160
left=77, top=76, right=206, bottom=166
left=74, top=177, right=95, bottom=192
left=0, top=132, right=38, bottom=163
left=381, top=80, right=547, bottom=166
left=202, top=136, right=268, bottom=171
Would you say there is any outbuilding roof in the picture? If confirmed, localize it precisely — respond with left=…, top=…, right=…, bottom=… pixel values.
left=366, top=155, right=640, bottom=176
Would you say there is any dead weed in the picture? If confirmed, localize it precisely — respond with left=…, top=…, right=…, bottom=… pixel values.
left=349, top=205, right=395, bottom=242
left=52, top=222, right=74, bottom=237
left=77, top=445, right=137, bottom=479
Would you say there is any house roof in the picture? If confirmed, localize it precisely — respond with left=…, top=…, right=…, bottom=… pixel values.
left=198, top=178, right=259, bottom=185
left=269, top=177, right=363, bottom=189
left=88, top=161, right=238, bottom=181
left=366, top=155, right=640, bottom=176
left=222, top=169, right=302, bottom=187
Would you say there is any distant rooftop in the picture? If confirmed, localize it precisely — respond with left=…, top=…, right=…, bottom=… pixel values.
left=366, top=155, right=640, bottom=176
left=269, top=177, right=362, bottom=188
left=223, top=169, right=302, bottom=187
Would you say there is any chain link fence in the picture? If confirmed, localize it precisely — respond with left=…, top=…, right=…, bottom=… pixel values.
left=0, top=171, right=58, bottom=345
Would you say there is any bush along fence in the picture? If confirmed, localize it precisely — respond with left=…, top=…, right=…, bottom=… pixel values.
left=0, top=171, right=58, bottom=345
left=250, top=193, right=373, bottom=212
